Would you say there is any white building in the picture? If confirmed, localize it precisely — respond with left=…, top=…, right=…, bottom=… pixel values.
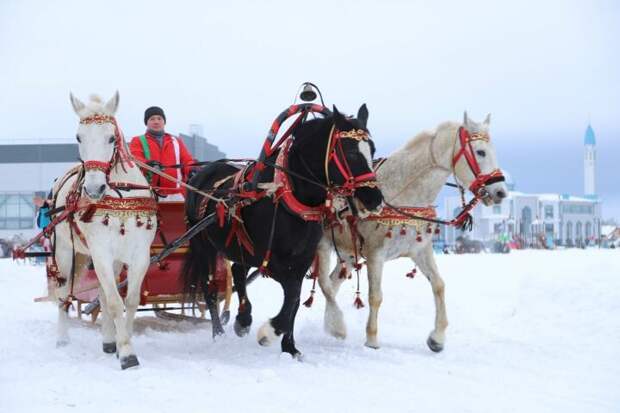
left=444, top=125, right=602, bottom=247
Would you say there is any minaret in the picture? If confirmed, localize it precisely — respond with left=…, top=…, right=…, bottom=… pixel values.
left=584, top=124, right=596, bottom=196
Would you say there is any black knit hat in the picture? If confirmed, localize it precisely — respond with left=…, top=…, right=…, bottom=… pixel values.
left=144, top=106, right=166, bottom=125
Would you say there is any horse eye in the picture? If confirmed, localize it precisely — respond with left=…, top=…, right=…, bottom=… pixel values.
left=108, top=136, right=115, bottom=144
left=76, top=135, right=81, bottom=143
left=476, top=150, right=486, bottom=157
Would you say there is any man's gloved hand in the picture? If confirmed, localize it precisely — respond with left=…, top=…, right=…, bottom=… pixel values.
left=146, top=160, right=163, bottom=171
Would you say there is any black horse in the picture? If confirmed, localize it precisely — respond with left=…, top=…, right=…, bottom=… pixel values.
left=183, top=105, right=383, bottom=357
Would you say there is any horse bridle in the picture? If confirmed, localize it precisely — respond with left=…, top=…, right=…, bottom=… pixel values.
left=451, top=126, right=505, bottom=199
left=324, top=127, right=378, bottom=196
left=79, top=113, right=133, bottom=184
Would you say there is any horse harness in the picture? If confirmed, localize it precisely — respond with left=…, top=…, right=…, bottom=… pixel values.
left=196, top=121, right=378, bottom=274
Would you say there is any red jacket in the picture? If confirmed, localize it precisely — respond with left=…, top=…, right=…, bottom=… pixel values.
left=129, top=132, right=195, bottom=196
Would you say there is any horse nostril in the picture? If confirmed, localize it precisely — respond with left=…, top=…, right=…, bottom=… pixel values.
left=496, top=190, right=506, bottom=199
left=98, top=184, right=106, bottom=194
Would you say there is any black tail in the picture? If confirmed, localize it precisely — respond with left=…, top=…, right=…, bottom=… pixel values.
left=181, top=227, right=217, bottom=304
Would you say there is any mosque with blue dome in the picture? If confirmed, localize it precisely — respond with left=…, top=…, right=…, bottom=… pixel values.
left=444, top=124, right=602, bottom=248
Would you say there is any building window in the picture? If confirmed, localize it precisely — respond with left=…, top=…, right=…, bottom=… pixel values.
left=544, top=205, right=553, bottom=219
left=0, top=193, right=35, bottom=230
left=566, top=222, right=573, bottom=242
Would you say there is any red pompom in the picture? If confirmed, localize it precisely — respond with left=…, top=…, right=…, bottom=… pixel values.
left=303, top=291, right=315, bottom=308
left=353, top=294, right=365, bottom=309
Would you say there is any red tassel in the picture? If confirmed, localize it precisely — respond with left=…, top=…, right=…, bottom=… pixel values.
left=426, top=225, right=432, bottom=234
left=146, top=217, right=153, bottom=230
left=136, top=215, right=143, bottom=228
left=120, top=223, right=125, bottom=235
left=339, top=263, right=348, bottom=279
left=353, top=293, right=365, bottom=309
left=303, top=291, right=315, bottom=308
left=416, top=234, right=423, bottom=242
left=400, top=226, right=407, bottom=235
left=80, top=204, right=96, bottom=223
left=216, top=202, right=226, bottom=227
left=434, top=227, right=440, bottom=235
left=385, top=227, right=392, bottom=238
left=406, top=268, right=417, bottom=278
left=102, top=214, right=109, bottom=226
left=353, top=262, right=363, bottom=271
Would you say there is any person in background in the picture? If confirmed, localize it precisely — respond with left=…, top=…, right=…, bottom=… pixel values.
left=129, top=106, right=196, bottom=201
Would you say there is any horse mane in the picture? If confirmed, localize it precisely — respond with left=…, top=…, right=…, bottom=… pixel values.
left=79, top=94, right=108, bottom=116
left=402, top=121, right=459, bottom=152
left=293, top=116, right=334, bottom=148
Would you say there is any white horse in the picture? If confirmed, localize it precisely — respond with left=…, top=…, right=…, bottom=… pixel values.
left=50, top=93, right=157, bottom=369
left=317, top=112, right=508, bottom=351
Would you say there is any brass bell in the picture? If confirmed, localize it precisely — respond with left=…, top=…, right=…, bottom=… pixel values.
left=299, top=83, right=318, bottom=102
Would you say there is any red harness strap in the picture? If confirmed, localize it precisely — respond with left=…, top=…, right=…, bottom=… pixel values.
left=274, top=139, right=324, bottom=222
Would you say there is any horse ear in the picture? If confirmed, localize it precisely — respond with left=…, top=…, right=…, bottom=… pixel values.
left=332, top=105, right=348, bottom=129
left=463, top=111, right=470, bottom=126
left=70, top=93, right=85, bottom=115
left=484, top=113, right=491, bottom=126
left=357, top=104, right=369, bottom=129
left=104, top=91, right=120, bottom=114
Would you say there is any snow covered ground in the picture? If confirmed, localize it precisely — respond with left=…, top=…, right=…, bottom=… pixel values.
left=1, top=249, right=619, bottom=413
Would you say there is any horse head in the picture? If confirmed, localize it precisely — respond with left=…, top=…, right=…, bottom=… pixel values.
left=331, top=104, right=384, bottom=215
left=452, top=111, right=508, bottom=206
left=70, top=92, right=120, bottom=200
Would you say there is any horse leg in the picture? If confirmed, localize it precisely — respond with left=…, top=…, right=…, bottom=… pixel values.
left=204, top=281, right=225, bottom=338
left=411, top=245, right=448, bottom=352
left=98, top=292, right=116, bottom=354
left=317, top=244, right=350, bottom=339
left=100, top=260, right=124, bottom=354
left=124, top=252, right=149, bottom=340
left=364, top=253, right=385, bottom=349
left=53, top=247, right=73, bottom=347
left=257, top=274, right=303, bottom=355
left=91, top=253, right=137, bottom=370
left=220, top=263, right=233, bottom=325
left=231, top=263, right=252, bottom=337
left=281, top=290, right=303, bottom=360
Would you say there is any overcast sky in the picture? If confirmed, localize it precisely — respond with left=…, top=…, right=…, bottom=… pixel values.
left=1, top=0, right=618, bottom=217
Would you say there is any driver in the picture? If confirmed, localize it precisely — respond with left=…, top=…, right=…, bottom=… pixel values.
left=129, top=106, right=196, bottom=201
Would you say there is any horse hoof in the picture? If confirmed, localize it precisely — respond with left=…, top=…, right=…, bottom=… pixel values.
left=292, top=352, right=304, bottom=362
left=364, top=341, right=380, bottom=350
left=102, top=342, right=117, bottom=354
left=56, top=339, right=69, bottom=348
left=120, top=355, right=139, bottom=370
left=212, top=326, right=226, bottom=339
left=257, top=322, right=277, bottom=346
left=427, top=336, right=444, bottom=353
left=220, top=310, right=230, bottom=326
left=234, top=320, right=250, bottom=337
